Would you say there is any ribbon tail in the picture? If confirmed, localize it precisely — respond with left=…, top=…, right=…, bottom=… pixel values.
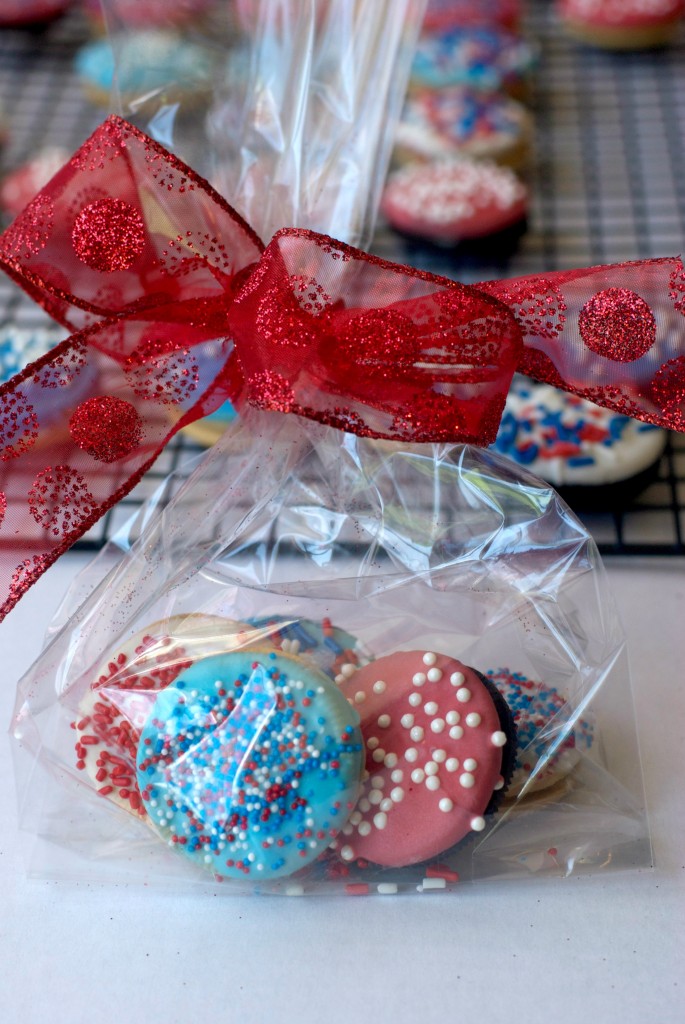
left=0, top=309, right=237, bottom=621
left=479, top=258, right=685, bottom=430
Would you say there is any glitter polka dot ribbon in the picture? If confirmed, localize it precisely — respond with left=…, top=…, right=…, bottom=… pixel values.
left=0, top=115, right=683, bottom=619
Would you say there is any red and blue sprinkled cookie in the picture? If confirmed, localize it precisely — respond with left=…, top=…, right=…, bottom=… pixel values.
left=486, top=668, right=595, bottom=797
left=73, top=615, right=253, bottom=819
left=136, top=650, right=364, bottom=880
left=394, top=87, right=532, bottom=169
left=247, top=616, right=371, bottom=683
left=332, top=651, right=515, bottom=867
left=492, top=377, right=667, bottom=504
left=411, top=26, right=536, bottom=98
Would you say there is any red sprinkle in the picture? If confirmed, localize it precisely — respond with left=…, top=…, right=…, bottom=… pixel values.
left=426, top=865, right=459, bottom=883
left=345, top=883, right=369, bottom=896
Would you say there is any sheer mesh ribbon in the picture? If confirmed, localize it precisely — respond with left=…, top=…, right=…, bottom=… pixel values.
left=0, top=115, right=683, bottom=619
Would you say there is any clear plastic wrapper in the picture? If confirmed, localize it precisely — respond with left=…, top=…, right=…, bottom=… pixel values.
left=97, top=0, right=426, bottom=247
left=11, top=411, right=650, bottom=894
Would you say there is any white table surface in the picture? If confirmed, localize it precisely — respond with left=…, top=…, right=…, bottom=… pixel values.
left=0, top=554, right=683, bottom=1024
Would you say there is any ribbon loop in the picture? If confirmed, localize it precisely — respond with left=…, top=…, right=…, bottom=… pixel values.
left=0, top=115, right=684, bottom=619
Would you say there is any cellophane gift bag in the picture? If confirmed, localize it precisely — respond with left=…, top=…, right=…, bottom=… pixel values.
left=1, top=0, right=659, bottom=894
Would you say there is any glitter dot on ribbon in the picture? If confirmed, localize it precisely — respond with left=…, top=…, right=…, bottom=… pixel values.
left=247, top=370, right=295, bottom=413
left=28, top=465, right=97, bottom=539
left=69, top=395, right=143, bottom=463
left=578, top=288, right=656, bottom=362
left=1, top=554, right=49, bottom=620
left=71, top=198, right=146, bottom=273
left=0, top=390, right=39, bottom=462
left=335, top=309, right=420, bottom=373
left=651, top=356, right=685, bottom=430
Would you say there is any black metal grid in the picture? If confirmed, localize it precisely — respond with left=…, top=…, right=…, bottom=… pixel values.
left=0, top=3, right=684, bottom=556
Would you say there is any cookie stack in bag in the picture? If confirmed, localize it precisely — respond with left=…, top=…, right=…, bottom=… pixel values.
left=382, top=0, right=535, bottom=248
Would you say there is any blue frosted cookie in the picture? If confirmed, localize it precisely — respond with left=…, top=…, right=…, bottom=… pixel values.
left=75, top=30, right=216, bottom=107
left=136, top=650, right=364, bottom=881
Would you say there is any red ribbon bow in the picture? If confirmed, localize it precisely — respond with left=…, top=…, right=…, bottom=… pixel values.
left=0, top=115, right=683, bottom=620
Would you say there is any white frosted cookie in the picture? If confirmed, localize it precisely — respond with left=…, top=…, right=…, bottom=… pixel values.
left=492, top=377, right=667, bottom=495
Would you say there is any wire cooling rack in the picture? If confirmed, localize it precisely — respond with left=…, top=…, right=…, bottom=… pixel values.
left=0, top=2, right=683, bottom=556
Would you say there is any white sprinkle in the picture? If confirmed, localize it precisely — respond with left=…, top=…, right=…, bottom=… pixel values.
left=423, top=652, right=437, bottom=666
left=390, top=786, right=405, bottom=802
left=359, top=798, right=371, bottom=812
left=494, top=777, right=505, bottom=790
left=405, top=747, right=419, bottom=762
left=408, top=692, right=422, bottom=706
left=463, top=757, right=478, bottom=771
left=449, top=725, right=464, bottom=740
left=425, top=760, right=439, bottom=775
left=424, top=701, right=438, bottom=716
left=391, top=769, right=404, bottom=783
left=367, top=736, right=379, bottom=750
left=372, top=680, right=386, bottom=694
left=350, top=811, right=362, bottom=825
left=358, top=821, right=372, bottom=836
left=413, top=673, right=427, bottom=687
left=411, top=768, right=426, bottom=784
left=446, top=710, right=460, bottom=725
left=371, top=775, right=385, bottom=789
left=340, top=845, right=355, bottom=861
left=373, top=812, right=388, bottom=830
left=384, top=752, right=398, bottom=768
left=450, top=671, right=465, bottom=687
left=421, top=876, right=446, bottom=890
left=460, top=772, right=475, bottom=789
left=430, top=718, right=446, bottom=734
left=410, top=726, right=425, bottom=741
left=377, top=883, right=398, bottom=895
left=433, top=749, right=446, bottom=763
left=342, top=824, right=353, bottom=836
left=465, top=712, right=481, bottom=728
left=368, top=789, right=383, bottom=806
left=380, top=798, right=393, bottom=812
left=471, top=816, right=486, bottom=831
left=372, top=748, right=386, bottom=763
left=354, top=691, right=366, bottom=704
left=427, top=668, right=443, bottom=682
left=446, top=757, right=459, bottom=772
left=491, top=731, right=507, bottom=747
left=378, top=714, right=391, bottom=728
left=425, top=775, right=440, bottom=791
left=438, top=798, right=454, bottom=813
left=341, top=664, right=357, bottom=678
left=456, top=687, right=471, bottom=703
left=401, top=714, right=415, bottom=728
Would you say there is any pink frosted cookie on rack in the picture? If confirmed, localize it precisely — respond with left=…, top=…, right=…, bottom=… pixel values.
left=423, top=0, right=522, bottom=32
left=1, top=148, right=69, bottom=220
left=381, top=157, right=528, bottom=245
left=0, top=0, right=72, bottom=25
left=556, top=0, right=685, bottom=49
left=332, top=651, right=516, bottom=867
left=72, top=614, right=252, bottom=820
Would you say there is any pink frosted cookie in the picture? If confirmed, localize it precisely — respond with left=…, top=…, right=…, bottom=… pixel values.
left=1, top=149, right=69, bottom=220
left=332, top=651, right=516, bottom=867
left=556, top=0, right=685, bottom=49
left=0, top=0, right=71, bottom=25
left=423, top=0, right=522, bottom=32
left=381, top=157, right=528, bottom=244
